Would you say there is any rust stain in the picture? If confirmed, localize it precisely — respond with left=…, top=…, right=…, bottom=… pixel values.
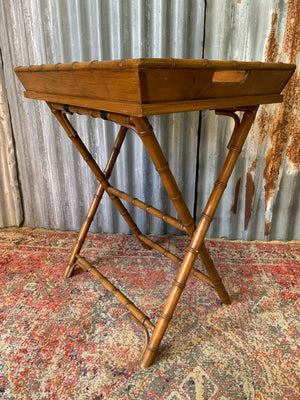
left=265, top=12, right=279, bottom=63
left=244, top=172, right=255, bottom=230
left=265, top=219, right=271, bottom=236
left=231, top=177, right=241, bottom=214
left=249, top=158, right=257, bottom=173
left=255, top=1, right=300, bottom=210
left=256, top=108, right=271, bottom=145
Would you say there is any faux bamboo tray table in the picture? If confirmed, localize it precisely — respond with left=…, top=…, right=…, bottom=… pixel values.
left=15, top=58, right=295, bottom=368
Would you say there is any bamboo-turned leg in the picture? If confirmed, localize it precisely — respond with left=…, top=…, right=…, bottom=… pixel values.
left=50, top=103, right=230, bottom=303
left=131, top=116, right=230, bottom=303
left=140, top=106, right=259, bottom=368
left=131, top=116, right=195, bottom=235
left=64, top=126, right=128, bottom=278
left=199, top=109, right=242, bottom=303
left=49, top=107, right=149, bottom=252
left=198, top=243, right=230, bottom=304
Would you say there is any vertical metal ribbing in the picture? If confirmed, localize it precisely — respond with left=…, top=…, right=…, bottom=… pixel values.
left=140, top=106, right=259, bottom=368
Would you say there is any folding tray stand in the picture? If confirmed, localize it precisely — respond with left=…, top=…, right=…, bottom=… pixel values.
left=15, top=58, right=295, bottom=367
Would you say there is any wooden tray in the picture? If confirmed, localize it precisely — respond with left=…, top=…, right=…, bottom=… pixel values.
left=15, top=58, right=296, bottom=116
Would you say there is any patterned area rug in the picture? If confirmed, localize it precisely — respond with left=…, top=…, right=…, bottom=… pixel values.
left=0, top=228, right=299, bottom=399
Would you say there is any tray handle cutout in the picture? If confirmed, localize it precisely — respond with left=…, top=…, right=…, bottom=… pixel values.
left=212, top=70, right=248, bottom=83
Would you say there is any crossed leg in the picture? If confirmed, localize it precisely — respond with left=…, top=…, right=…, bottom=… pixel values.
left=64, top=125, right=129, bottom=278
left=138, top=106, right=258, bottom=367
left=131, top=116, right=231, bottom=305
left=48, top=102, right=258, bottom=368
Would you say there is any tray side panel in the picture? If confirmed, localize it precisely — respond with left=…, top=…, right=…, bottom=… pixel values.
left=139, top=69, right=215, bottom=103
left=139, top=68, right=294, bottom=103
left=15, top=69, right=142, bottom=104
left=202, top=69, right=295, bottom=98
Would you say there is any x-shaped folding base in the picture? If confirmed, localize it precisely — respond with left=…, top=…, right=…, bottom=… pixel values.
left=48, top=102, right=258, bottom=368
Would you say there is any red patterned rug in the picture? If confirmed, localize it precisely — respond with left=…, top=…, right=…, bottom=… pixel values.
left=0, top=228, right=299, bottom=399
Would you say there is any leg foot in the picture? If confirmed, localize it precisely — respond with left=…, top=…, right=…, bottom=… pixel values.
left=199, top=244, right=231, bottom=304
left=140, top=346, right=158, bottom=368
left=64, top=262, right=76, bottom=278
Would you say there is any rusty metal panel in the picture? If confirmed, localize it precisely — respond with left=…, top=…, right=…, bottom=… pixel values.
left=0, top=52, right=23, bottom=227
left=0, top=0, right=205, bottom=234
left=197, top=0, right=299, bottom=240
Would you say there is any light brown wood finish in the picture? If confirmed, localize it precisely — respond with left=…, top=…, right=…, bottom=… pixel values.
left=15, top=58, right=295, bottom=368
left=130, top=116, right=231, bottom=305
left=15, top=58, right=295, bottom=116
left=107, top=186, right=187, bottom=232
left=64, top=125, right=128, bottom=278
left=139, top=106, right=259, bottom=368
left=47, top=102, right=232, bottom=304
left=49, top=104, right=249, bottom=368
left=48, top=105, right=150, bottom=252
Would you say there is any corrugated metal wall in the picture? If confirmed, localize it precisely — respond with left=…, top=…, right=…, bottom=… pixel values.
left=197, top=0, right=300, bottom=240
left=0, top=51, right=23, bottom=227
left=0, top=0, right=299, bottom=239
left=0, top=0, right=204, bottom=234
